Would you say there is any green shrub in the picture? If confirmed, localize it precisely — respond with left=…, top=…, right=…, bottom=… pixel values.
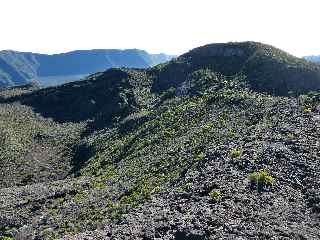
left=195, top=152, right=205, bottom=161
left=287, top=133, right=296, bottom=140
left=227, top=129, right=237, bottom=138
left=74, top=191, right=88, bottom=204
left=230, top=148, right=241, bottom=158
left=209, top=190, right=222, bottom=201
left=303, top=106, right=312, bottom=113
left=249, top=169, right=275, bottom=190
left=202, top=123, right=214, bottom=133
left=1, top=237, right=14, bottom=240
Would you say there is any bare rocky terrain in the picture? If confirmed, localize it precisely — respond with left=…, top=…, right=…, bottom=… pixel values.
left=0, top=42, right=319, bottom=240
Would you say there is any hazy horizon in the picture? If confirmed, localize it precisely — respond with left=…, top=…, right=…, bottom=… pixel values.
left=1, top=0, right=320, bottom=57
left=0, top=48, right=177, bottom=56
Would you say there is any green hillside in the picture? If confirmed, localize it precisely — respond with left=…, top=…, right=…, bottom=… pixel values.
left=0, top=42, right=319, bottom=239
left=152, top=42, right=320, bottom=95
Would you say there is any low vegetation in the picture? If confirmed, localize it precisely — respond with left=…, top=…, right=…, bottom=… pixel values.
left=230, top=148, right=242, bottom=158
left=209, top=190, right=222, bottom=201
left=249, top=169, right=275, bottom=190
left=0, top=42, right=319, bottom=239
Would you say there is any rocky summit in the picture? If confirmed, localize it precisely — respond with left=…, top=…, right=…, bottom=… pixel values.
left=0, top=42, right=319, bottom=240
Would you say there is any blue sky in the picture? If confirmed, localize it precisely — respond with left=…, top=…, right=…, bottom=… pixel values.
left=1, top=0, right=319, bottom=56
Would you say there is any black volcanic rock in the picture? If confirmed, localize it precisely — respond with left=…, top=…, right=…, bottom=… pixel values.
left=0, top=42, right=319, bottom=239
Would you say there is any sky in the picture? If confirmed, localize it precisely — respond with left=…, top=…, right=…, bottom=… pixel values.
left=1, top=0, right=320, bottom=57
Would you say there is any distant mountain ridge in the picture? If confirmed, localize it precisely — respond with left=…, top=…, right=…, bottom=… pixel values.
left=305, top=55, right=320, bottom=63
left=0, top=49, right=176, bottom=87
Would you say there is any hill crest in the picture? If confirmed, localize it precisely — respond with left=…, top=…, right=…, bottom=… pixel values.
left=151, top=41, right=320, bottom=95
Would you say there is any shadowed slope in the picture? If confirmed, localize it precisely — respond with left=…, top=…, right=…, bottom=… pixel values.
left=152, top=42, right=320, bottom=95
left=0, top=42, right=319, bottom=239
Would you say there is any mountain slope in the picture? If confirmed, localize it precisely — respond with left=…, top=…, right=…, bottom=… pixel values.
left=0, top=42, right=319, bottom=239
left=152, top=42, right=320, bottom=95
left=305, top=55, right=320, bottom=63
left=0, top=49, right=175, bottom=87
